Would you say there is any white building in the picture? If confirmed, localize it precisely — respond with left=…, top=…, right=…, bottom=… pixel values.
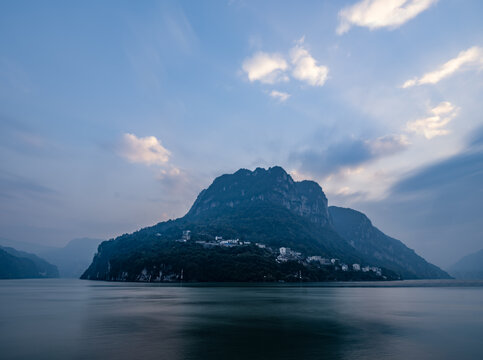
left=307, top=256, right=323, bottom=262
left=341, top=264, right=349, bottom=271
left=182, top=230, right=191, bottom=241
left=371, top=267, right=382, bottom=276
left=220, top=239, right=238, bottom=246
left=352, top=264, right=361, bottom=271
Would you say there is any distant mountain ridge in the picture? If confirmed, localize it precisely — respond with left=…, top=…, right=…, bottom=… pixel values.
left=448, top=249, right=483, bottom=279
left=82, top=166, right=449, bottom=282
left=0, top=246, right=59, bottom=279
left=0, top=237, right=103, bottom=278
left=40, top=238, right=103, bottom=278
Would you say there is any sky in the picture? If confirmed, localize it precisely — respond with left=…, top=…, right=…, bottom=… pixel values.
left=0, top=0, right=482, bottom=268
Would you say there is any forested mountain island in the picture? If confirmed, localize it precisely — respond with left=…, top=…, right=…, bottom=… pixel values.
left=81, top=166, right=450, bottom=282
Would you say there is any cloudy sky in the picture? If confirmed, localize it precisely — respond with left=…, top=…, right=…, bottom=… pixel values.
left=0, top=0, right=482, bottom=267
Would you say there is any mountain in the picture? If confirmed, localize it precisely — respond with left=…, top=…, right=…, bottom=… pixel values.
left=0, top=237, right=56, bottom=255
left=0, top=237, right=103, bottom=278
left=40, top=238, right=103, bottom=278
left=187, top=167, right=331, bottom=226
left=184, top=167, right=357, bottom=257
left=82, top=166, right=447, bottom=282
left=0, top=246, right=59, bottom=279
left=329, top=206, right=450, bottom=279
left=447, top=249, right=483, bottom=279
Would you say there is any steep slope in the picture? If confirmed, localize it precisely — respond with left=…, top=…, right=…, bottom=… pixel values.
left=329, top=206, right=450, bottom=279
left=448, top=249, right=483, bottom=279
left=0, top=246, right=59, bottom=279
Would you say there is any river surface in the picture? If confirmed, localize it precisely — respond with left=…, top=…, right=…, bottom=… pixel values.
left=1, top=279, right=482, bottom=360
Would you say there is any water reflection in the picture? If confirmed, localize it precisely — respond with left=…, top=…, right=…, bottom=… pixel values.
left=76, top=286, right=414, bottom=360
left=1, top=280, right=482, bottom=360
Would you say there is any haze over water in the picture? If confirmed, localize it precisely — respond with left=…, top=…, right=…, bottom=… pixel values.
left=1, top=280, right=482, bottom=360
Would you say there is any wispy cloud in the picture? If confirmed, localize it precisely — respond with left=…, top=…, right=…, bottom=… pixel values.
left=406, top=102, right=458, bottom=139
left=242, top=52, right=288, bottom=84
left=269, top=90, right=291, bottom=102
left=368, top=134, right=410, bottom=156
left=337, top=0, right=438, bottom=35
left=119, top=133, right=171, bottom=166
left=290, top=134, right=408, bottom=177
left=0, top=171, right=57, bottom=200
left=359, top=132, right=483, bottom=266
left=402, top=46, right=483, bottom=88
left=290, top=39, right=329, bottom=86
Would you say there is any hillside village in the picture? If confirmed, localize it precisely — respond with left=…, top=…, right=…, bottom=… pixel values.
left=169, top=230, right=383, bottom=278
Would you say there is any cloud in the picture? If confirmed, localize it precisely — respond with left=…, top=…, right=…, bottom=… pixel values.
left=392, top=150, right=483, bottom=194
left=242, top=38, right=329, bottom=88
left=119, top=133, right=171, bottom=166
left=371, top=135, right=483, bottom=266
left=337, top=0, right=438, bottom=35
left=469, top=126, right=483, bottom=148
left=402, top=46, right=483, bottom=88
left=291, top=134, right=408, bottom=177
left=406, top=102, right=458, bottom=139
left=241, top=52, right=288, bottom=84
left=0, top=171, right=57, bottom=200
left=157, top=166, right=181, bottom=179
left=118, top=133, right=186, bottom=185
left=355, top=142, right=483, bottom=267
left=269, top=90, right=291, bottom=102
left=368, top=134, right=410, bottom=155
left=290, top=41, right=329, bottom=86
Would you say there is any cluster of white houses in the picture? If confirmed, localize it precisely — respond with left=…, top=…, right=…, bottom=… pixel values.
left=278, top=247, right=381, bottom=275
left=188, top=234, right=267, bottom=249
left=176, top=231, right=381, bottom=275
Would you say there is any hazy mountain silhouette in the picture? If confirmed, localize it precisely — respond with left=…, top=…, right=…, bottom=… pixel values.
left=0, top=245, right=59, bottom=279
left=41, top=238, right=103, bottom=278
left=448, top=249, right=483, bottom=279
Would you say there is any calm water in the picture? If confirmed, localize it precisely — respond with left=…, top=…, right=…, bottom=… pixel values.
left=1, top=280, right=482, bottom=360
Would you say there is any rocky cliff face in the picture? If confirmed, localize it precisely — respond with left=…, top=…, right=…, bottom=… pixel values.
left=187, top=166, right=331, bottom=227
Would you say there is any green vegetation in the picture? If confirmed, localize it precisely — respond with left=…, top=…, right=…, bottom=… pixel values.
left=83, top=241, right=390, bottom=282
left=329, top=206, right=451, bottom=279
left=0, top=247, right=59, bottom=279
